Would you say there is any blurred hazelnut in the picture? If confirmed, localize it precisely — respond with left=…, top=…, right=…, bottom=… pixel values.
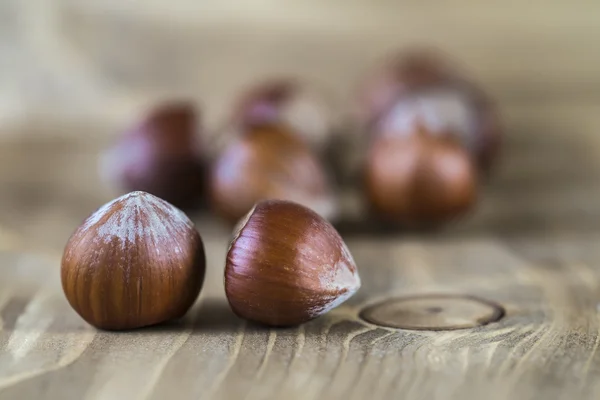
left=233, top=78, right=340, bottom=153
left=359, top=49, right=502, bottom=172
left=225, top=199, right=361, bottom=326
left=61, top=191, right=206, bottom=330
left=210, top=123, right=338, bottom=224
left=364, top=124, right=478, bottom=228
left=100, top=101, right=207, bottom=211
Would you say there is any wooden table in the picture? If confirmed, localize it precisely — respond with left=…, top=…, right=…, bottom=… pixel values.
left=2, top=2, right=600, bottom=399
left=1, top=106, right=600, bottom=400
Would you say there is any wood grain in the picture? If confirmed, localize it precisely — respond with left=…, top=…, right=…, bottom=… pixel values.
left=3, top=234, right=600, bottom=399
left=1, top=101, right=600, bottom=400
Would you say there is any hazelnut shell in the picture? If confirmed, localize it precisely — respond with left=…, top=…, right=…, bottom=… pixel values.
left=364, top=126, right=478, bottom=228
left=101, top=102, right=207, bottom=210
left=359, top=49, right=502, bottom=173
left=232, top=78, right=339, bottom=152
left=225, top=200, right=361, bottom=326
left=61, top=191, right=206, bottom=330
left=210, top=123, right=338, bottom=224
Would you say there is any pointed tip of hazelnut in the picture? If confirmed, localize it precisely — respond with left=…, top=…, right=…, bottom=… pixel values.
left=225, top=199, right=360, bottom=327
left=234, top=79, right=338, bottom=152
left=77, top=191, right=194, bottom=246
left=141, top=100, right=197, bottom=136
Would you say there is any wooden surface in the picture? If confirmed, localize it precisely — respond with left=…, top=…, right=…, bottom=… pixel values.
left=3, top=2, right=600, bottom=400
left=1, top=105, right=600, bottom=400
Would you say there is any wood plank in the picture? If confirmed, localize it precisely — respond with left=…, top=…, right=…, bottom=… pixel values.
left=1, top=234, right=600, bottom=399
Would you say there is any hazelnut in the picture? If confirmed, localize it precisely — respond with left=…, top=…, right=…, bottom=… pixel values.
left=100, top=101, right=207, bottom=211
left=61, top=191, right=206, bottom=330
left=364, top=125, right=477, bottom=228
left=232, top=78, right=340, bottom=153
left=209, top=123, right=338, bottom=224
left=225, top=200, right=361, bottom=326
left=359, top=49, right=502, bottom=172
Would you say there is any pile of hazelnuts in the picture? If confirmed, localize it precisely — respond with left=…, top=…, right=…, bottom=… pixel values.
left=61, top=49, right=502, bottom=330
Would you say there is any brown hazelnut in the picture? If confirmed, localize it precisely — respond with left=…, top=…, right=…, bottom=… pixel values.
left=359, top=49, right=502, bottom=172
left=100, top=101, right=207, bottom=211
left=364, top=125, right=477, bottom=228
left=225, top=200, right=361, bottom=326
left=209, top=123, right=338, bottom=224
left=232, top=78, right=340, bottom=152
left=61, top=191, right=206, bottom=330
